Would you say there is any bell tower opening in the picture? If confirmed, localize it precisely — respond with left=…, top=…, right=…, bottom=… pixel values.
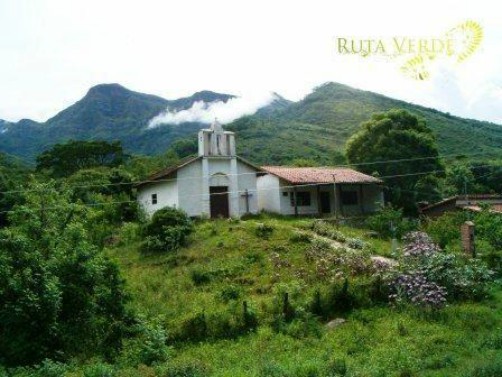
left=198, top=119, right=236, bottom=157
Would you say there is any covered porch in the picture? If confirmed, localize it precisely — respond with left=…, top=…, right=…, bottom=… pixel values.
left=257, top=166, right=384, bottom=217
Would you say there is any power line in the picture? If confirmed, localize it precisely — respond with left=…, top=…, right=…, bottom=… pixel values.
left=1, top=164, right=498, bottom=216
left=1, top=151, right=500, bottom=196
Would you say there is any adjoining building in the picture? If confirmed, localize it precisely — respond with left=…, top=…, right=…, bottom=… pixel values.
left=257, top=166, right=384, bottom=217
left=419, top=194, right=502, bottom=218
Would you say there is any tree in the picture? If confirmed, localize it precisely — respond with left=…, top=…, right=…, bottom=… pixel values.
left=0, top=153, right=30, bottom=226
left=0, top=181, right=129, bottom=366
left=36, top=140, right=125, bottom=177
left=346, top=109, right=443, bottom=213
left=141, top=207, right=194, bottom=253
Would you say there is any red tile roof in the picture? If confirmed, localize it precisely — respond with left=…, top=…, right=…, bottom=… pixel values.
left=261, top=166, right=382, bottom=184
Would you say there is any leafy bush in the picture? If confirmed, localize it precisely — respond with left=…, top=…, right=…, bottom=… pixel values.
left=118, top=222, right=141, bottom=245
left=347, top=238, right=366, bottom=250
left=83, top=362, right=115, bottom=377
left=388, top=231, right=495, bottom=308
left=0, top=183, right=129, bottom=366
left=326, top=358, right=348, bottom=376
left=120, top=318, right=170, bottom=367
left=366, top=206, right=416, bottom=239
left=467, top=358, right=502, bottom=377
left=218, top=285, right=241, bottom=302
left=255, top=223, right=274, bottom=239
left=289, top=231, right=312, bottom=243
left=141, top=207, right=194, bottom=253
left=389, top=272, right=448, bottom=309
left=157, top=361, right=208, bottom=377
left=423, top=211, right=465, bottom=249
left=401, top=231, right=440, bottom=258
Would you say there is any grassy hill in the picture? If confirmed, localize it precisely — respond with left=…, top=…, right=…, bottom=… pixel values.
left=99, top=215, right=502, bottom=377
left=1, top=82, right=501, bottom=165
left=228, top=83, right=502, bottom=165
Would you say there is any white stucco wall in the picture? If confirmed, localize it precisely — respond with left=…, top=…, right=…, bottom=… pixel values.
left=257, top=174, right=281, bottom=213
left=139, top=156, right=260, bottom=218
left=177, top=159, right=204, bottom=217
left=236, top=161, right=259, bottom=216
left=137, top=180, right=178, bottom=216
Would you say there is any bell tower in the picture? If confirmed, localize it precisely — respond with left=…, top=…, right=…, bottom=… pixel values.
left=198, top=119, right=236, bottom=157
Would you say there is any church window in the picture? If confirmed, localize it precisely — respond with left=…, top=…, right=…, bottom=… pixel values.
left=151, top=193, right=158, bottom=205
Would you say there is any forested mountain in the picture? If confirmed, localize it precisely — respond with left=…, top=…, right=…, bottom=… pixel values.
left=1, top=82, right=501, bottom=164
left=229, top=83, right=502, bottom=164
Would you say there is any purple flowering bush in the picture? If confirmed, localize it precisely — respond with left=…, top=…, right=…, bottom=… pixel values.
left=388, top=231, right=494, bottom=309
left=390, top=271, right=447, bottom=309
left=401, top=231, right=440, bottom=258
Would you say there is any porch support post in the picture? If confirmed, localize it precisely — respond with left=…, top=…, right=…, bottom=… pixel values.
left=316, top=185, right=322, bottom=217
left=293, top=186, right=298, bottom=217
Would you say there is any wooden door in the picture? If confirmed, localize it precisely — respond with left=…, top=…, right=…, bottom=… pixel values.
left=210, top=186, right=229, bottom=218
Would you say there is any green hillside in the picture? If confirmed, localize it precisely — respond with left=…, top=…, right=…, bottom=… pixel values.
left=105, top=216, right=501, bottom=375
left=0, top=82, right=501, bottom=164
left=229, top=83, right=502, bottom=165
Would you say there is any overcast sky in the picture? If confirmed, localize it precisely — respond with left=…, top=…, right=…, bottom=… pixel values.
left=0, top=0, right=500, bottom=124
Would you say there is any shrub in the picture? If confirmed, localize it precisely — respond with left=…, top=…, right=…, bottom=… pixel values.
left=290, top=231, right=312, bottom=243
left=388, top=231, right=495, bottom=308
left=180, top=312, right=208, bottom=342
left=120, top=318, right=170, bottom=367
left=218, top=285, right=241, bottom=302
left=467, top=358, right=502, bottom=377
left=158, top=361, right=208, bottom=377
left=141, top=207, right=194, bottom=253
left=326, top=358, right=347, bottom=376
left=118, top=222, right=141, bottom=245
left=389, top=272, right=447, bottom=309
left=401, top=231, right=440, bottom=258
left=423, top=211, right=465, bottom=249
left=347, top=237, right=366, bottom=250
left=83, top=362, right=115, bottom=377
left=255, top=223, right=274, bottom=239
left=190, top=269, right=212, bottom=286
left=366, top=206, right=416, bottom=239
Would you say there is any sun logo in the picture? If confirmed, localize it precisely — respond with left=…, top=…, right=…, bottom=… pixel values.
left=400, top=20, right=483, bottom=80
left=401, top=56, right=430, bottom=81
left=445, top=20, right=483, bottom=62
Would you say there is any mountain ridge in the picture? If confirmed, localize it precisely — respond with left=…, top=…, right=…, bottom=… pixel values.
left=0, top=82, right=500, bottom=164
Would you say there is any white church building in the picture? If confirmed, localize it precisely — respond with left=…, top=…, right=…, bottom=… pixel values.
left=137, top=121, right=384, bottom=218
left=137, top=120, right=263, bottom=218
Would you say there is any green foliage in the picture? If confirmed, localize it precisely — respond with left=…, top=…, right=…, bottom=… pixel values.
left=141, top=207, right=194, bottom=253
left=120, top=318, right=170, bottom=367
left=36, top=140, right=125, bottom=177
left=157, top=361, right=208, bottom=377
left=366, top=205, right=417, bottom=239
left=418, top=253, right=494, bottom=301
left=0, top=153, right=30, bottom=226
left=346, top=109, right=443, bottom=213
left=0, top=182, right=129, bottom=366
left=467, top=358, right=502, bottom=377
left=2, top=82, right=502, bottom=166
left=423, top=211, right=466, bottom=249
left=255, top=222, right=275, bottom=239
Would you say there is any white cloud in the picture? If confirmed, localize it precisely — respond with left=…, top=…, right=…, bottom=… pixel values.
left=0, top=0, right=500, bottom=124
left=147, top=93, right=278, bottom=128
